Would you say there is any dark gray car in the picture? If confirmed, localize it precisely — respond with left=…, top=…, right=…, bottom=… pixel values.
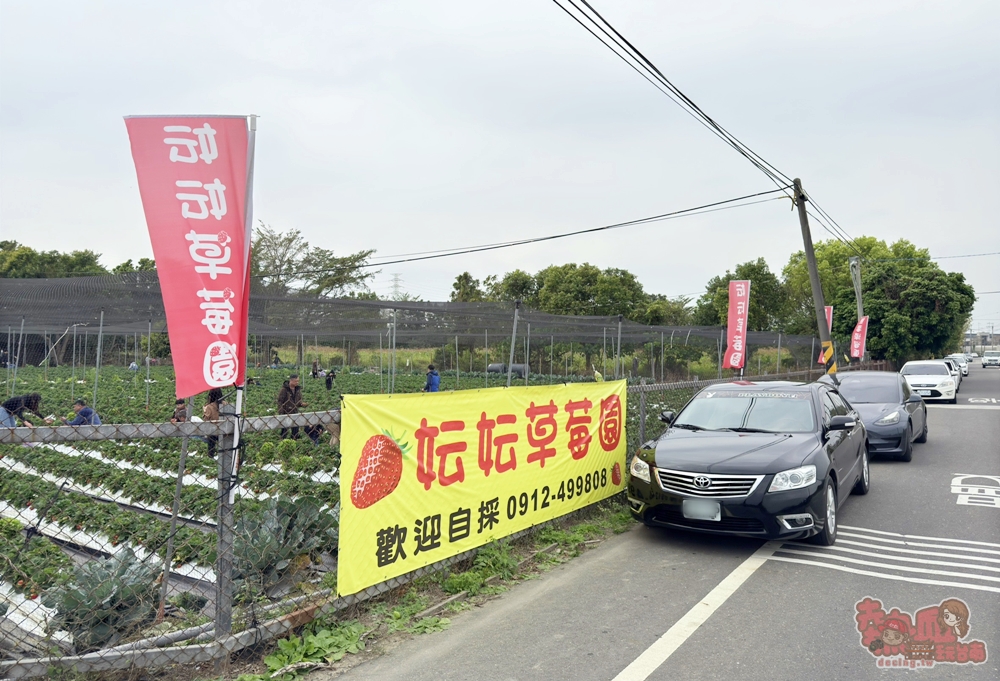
left=821, top=371, right=926, bottom=461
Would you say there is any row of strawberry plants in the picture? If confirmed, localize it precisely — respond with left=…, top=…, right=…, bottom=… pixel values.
left=0, top=467, right=218, bottom=568
left=0, top=517, right=73, bottom=599
left=1, top=444, right=220, bottom=519
left=34, top=441, right=341, bottom=508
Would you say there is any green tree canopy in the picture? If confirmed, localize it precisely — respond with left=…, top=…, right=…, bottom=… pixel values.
left=251, top=223, right=376, bottom=297
left=692, top=258, right=787, bottom=331
left=450, top=272, right=485, bottom=302
left=0, top=241, right=107, bottom=278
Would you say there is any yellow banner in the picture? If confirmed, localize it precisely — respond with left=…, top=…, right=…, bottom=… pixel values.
left=337, top=380, right=628, bottom=595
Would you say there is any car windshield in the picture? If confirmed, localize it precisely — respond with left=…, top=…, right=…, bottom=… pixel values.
left=986, top=351, right=1000, bottom=358
left=835, top=377, right=899, bottom=404
left=901, top=364, right=949, bottom=376
left=674, top=391, right=815, bottom=433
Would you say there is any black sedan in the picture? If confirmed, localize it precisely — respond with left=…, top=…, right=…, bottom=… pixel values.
left=819, top=371, right=926, bottom=461
left=628, top=381, right=869, bottom=545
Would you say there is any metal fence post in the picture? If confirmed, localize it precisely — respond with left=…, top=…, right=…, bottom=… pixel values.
left=215, top=410, right=236, bottom=642
left=639, top=378, right=647, bottom=445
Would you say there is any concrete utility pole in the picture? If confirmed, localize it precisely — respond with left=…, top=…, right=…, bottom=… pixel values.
left=848, top=256, right=864, bottom=320
left=794, top=179, right=837, bottom=374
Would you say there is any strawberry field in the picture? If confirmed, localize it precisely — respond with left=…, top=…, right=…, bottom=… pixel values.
left=3, top=363, right=663, bottom=662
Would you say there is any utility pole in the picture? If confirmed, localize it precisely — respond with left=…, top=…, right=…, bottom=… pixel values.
left=794, top=179, right=836, bottom=374
left=849, top=256, right=865, bottom=363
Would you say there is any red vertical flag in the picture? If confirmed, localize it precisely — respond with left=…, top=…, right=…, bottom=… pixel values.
left=722, top=280, right=751, bottom=369
left=850, top=316, right=869, bottom=358
left=124, top=116, right=253, bottom=399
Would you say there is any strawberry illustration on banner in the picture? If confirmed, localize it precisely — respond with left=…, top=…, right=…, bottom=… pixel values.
left=124, top=116, right=254, bottom=398
left=722, top=280, right=751, bottom=369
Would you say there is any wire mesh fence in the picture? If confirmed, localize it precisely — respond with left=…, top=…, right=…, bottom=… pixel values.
left=0, top=357, right=892, bottom=677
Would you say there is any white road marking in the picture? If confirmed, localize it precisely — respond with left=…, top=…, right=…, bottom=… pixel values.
left=774, top=547, right=1000, bottom=582
left=610, top=541, right=780, bottom=681
left=840, top=523, right=1000, bottom=548
left=812, top=544, right=1000, bottom=572
left=838, top=531, right=1000, bottom=556
left=836, top=538, right=1000, bottom=564
left=768, top=556, right=1000, bottom=593
left=926, top=404, right=1000, bottom=410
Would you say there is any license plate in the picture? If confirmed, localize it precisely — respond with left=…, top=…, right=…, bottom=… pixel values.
left=918, top=390, right=932, bottom=396
left=682, top=499, right=721, bottom=521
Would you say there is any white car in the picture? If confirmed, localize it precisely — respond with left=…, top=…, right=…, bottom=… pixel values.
left=984, top=350, right=1000, bottom=368
left=941, top=358, right=962, bottom=390
left=946, top=354, right=969, bottom=376
left=900, top=360, right=957, bottom=404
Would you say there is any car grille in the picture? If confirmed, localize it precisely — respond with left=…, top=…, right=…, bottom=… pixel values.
left=869, top=438, right=901, bottom=451
left=650, top=507, right=766, bottom=533
left=655, top=468, right=763, bottom=498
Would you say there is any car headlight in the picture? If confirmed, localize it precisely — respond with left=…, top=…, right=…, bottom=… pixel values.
left=874, top=411, right=900, bottom=426
left=938, top=379, right=955, bottom=388
left=629, top=456, right=651, bottom=483
left=768, top=465, right=817, bottom=493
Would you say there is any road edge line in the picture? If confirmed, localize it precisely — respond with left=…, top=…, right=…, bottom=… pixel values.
left=611, top=540, right=780, bottom=681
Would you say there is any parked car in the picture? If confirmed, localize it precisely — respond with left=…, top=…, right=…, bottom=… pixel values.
left=821, top=371, right=926, bottom=461
left=899, top=361, right=957, bottom=403
left=627, top=381, right=868, bottom=546
left=940, top=358, right=962, bottom=390
left=946, top=354, right=969, bottom=376
left=983, top=350, right=1000, bottom=368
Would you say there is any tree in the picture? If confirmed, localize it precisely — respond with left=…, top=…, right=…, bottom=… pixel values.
left=692, top=258, right=787, bottom=331
left=112, top=258, right=156, bottom=274
left=0, top=241, right=107, bottom=278
left=484, top=270, right=537, bottom=304
left=251, top=223, right=376, bottom=297
left=643, top=296, right=693, bottom=326
left=450, top=272, right=485, bottom=302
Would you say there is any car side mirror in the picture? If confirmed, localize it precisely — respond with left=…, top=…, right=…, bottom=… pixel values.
left=907, top=393, right=924, bottom=403
left=659, top=410, right=675, bottom=425
left=828, top=415, right=856, bottom=431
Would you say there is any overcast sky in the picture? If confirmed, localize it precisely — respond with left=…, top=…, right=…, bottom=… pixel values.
left=1, top=0, right=997, bottom=330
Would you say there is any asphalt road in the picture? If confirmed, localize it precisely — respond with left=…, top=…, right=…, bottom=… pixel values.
left=317, top=366, right=1000, bottom=681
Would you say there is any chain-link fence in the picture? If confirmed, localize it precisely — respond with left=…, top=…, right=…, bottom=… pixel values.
left=0, top=358, right=888, bottom=678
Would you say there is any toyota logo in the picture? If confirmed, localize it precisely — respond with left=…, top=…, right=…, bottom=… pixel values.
left=694, top=476, right=711, bottom=489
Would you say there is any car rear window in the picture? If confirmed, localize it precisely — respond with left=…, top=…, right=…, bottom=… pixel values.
left=675, top=391, right=815, bottom=433
left=901, top=364, right=949, bottom=376
left=836, top=377, right=899, bottom=404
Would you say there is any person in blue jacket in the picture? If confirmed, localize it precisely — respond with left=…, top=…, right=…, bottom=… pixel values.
left=61, top=399, right=102, bottom=425
left=423, top=364, right=441, bottom=392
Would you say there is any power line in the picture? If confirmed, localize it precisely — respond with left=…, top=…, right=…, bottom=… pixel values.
left=553, top=1, right=870, bottom=256
left=253, top=188, right=789, bottom=279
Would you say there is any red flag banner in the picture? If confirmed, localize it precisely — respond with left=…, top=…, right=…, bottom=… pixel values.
left=125, top=116, right=252, bottom=398
left=850, top=316, right=869, bottom=359
left=722, top=280, right=750, bottom=369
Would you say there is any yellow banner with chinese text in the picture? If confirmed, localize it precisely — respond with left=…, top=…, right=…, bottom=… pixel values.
left=337, top=381, right=628, bottom=596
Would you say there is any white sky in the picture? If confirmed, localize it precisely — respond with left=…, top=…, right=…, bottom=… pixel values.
left=1, top=0, right=997, bottom=330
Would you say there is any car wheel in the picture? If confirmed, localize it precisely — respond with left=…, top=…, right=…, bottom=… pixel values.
left=852, top=444, right=870, bottom=495
left=949, top=395, right=958, bottom=405
left=809, top=479, right=838, bottom=546
left=915, top=410, right=928, bottom=443
left=900, top=424, right=913, bottom=462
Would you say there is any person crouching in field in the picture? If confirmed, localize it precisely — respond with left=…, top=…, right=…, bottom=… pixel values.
left=61, top=399, right=102, bottom=426
left=203, top=388, right=224, bottom=457
left=1, top=393, right=45, bottom=427
left=423, top=364, right=440, bottom=392
left=277, top=374, right=307, bottom=439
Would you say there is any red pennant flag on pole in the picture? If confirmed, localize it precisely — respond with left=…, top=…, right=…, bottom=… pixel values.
left=722, top=280, right=751, bottom=370
left=124, top=116, right=254, bottom=399
left=850, top=316, right=869, bottom=359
